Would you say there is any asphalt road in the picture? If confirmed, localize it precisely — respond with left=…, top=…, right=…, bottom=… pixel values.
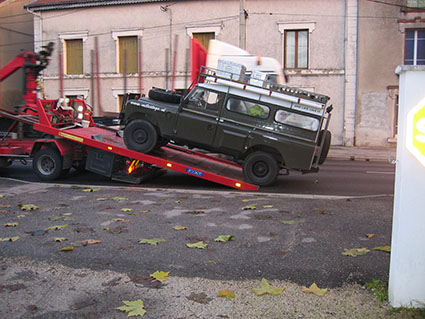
left=0, top=159, right=395, bottom=196
left=0, top=175, right=393, bottom=288
left=0, top=159, right=397, bottom=318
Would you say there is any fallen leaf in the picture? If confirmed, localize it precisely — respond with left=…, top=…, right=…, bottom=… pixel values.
left=263, top=205, right=274, bottom=208
left=280, top=220, right=296, bottom=225
left=301, top=283, right=328, bottom=296
left=242, top=204, right=257, bottom=210
left=241, top=199, right=250, bottom=202
left=54, top=237, right=68, bottom=242
left=186, top=292, right=212, bottom=304
left=82, top=188, right=100, bottom=192
left=116, top=299, right=146, bottom=317
left=217, top=289, right=235, bottom=300
left=186, top=241, right=208, bottom=249
left=150, top=271, right=170, bottom=282
left=4, top=222, right=19, bottom=227
left=138, top=238, right=166, bottom=246
left=16, top=215, right=26, bottom=219
left=113, top=218, right=130, bottom=223
left=0, top=204, right=11, bottom=208
left=72, top=239, right=102, bottom=246
left=342, top=248, right=370, bottom=257
left=121, top=208, right=133, bottom=212
left=173, top=225, right=187, bottom=231
left=0, top=194, right=3, bottom=198
left=49, top=215, right=74, bottom=221
left=312, top=208, right=334, bottom=215
left=18, top=204, right=39, bottom=211
left=112, top=197, right=128, bottom=201
left=373, top=245, right=391, bottom=253
left=214, top=235, right=234, bottom=243
left=175, top=200, right=182, bottom=204
left=26, top=229, right=46, bottom=236
left=140, top=209, right=150, bottom=214
left=106, top=225, right=127, bottom=234
left=252, top=278, right=285, bottom=296
left=365, top=233, right=375, bottom=238
left=0, top=236, right=20, bottom=242
left=47, top=224, right=69, bottom=231
left=60, top=246, right=73, bottom=252
left=0, top=210, right=8, bottom=213
left=54, top=204, right=69, bottom=210
left=97, top=198, right=108, bottom=201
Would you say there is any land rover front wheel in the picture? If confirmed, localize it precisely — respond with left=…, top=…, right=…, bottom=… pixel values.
left=124, top=119, right=158, bottom=153
left=243, top=151, right=279, bottom=186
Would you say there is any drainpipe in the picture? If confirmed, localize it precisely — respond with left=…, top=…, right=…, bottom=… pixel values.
left=25, top=1, right=42, bottom=52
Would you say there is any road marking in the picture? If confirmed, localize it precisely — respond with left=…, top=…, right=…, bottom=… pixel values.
left=0, top=177, right=394, bottom=200
left=366, top=171, right=395, bottom=175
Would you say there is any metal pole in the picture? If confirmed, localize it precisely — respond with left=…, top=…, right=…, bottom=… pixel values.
left=138, top=37, right=143, bottom=95
left=90, top=50, right=95, bottom=109
left=239, top=0, right=246, bottom=50
left=58, top=40, right=64, bottom=98
left=123, top=49, right=127, bottom=96
left=165, top=48, right=169, bottom=89
left=95, top=37, right=102, bottom=116
left=171, top=34, right=179, bottom=91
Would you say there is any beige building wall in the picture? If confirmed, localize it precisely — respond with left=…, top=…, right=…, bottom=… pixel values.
left=357, top=0, right=403, bottom=146
left=0, top=0, right=34, bottom=110
left=30, top=0, right=348, bottom=145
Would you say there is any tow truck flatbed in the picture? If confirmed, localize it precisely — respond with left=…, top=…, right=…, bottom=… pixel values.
left=1, top=105, right=258, bottom=191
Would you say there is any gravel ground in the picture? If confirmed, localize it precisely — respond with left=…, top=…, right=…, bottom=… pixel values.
left=0, top=256, right=421, bottom=319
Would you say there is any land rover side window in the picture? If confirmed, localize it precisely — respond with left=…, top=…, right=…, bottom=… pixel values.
left=226, top=98, right=270, bottom=119
left=275, top=109, right=319, bottom=131
left=186, top=89, right=223, bottom=112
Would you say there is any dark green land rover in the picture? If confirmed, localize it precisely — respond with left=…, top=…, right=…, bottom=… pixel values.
left=121, top=67, right=332, bottom=186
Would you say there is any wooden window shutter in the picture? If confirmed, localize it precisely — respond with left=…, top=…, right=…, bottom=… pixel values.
left=119, top=36, right=138, bottom=73
left=193, top=32, right=215, bottom=50
left=65, top=39, right=83, bottom=75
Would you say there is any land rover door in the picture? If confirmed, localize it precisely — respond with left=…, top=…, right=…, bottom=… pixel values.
left=174, top=87, right=225, bottom=148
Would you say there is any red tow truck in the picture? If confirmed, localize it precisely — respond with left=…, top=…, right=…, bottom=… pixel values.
left=0, top=45, right=258, bottom=190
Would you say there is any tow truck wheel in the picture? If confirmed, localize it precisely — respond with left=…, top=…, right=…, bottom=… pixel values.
left=33, top=148, right=63, bottom=181
left=124, top=119, right=158, bottom=153
left=243, top=151, right=279, bottom=186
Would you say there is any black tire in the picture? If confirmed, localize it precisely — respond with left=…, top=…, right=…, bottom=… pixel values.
left=32, top=148, right=63, bottom=181
left=148, top=88, right=182, bottom=104
left=243, top=151, right=279, bottom=186
left=317, top=130, right=331, bottom=165
left=124, top=119, right=158, bottom=153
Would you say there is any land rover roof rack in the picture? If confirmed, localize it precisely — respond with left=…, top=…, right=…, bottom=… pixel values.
left=198, top=66, right=329, bottom=104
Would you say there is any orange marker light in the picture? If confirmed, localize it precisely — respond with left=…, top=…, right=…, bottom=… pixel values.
left=166, top=163, right=173, bottom=168
left=107, top=146, right=113, bottom=151
left=235, top=182, right=242, bottom=188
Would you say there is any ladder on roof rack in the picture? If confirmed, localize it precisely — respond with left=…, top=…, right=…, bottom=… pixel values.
left=198, top=66, right=330, bottom=104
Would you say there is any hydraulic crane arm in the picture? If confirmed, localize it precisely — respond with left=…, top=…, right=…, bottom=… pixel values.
left=0, top=42, right=54, bottom=108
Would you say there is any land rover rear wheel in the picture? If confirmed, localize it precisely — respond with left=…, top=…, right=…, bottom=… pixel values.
left=124, top=119, right=158, bottom=153
left=317, top=130, right=331, bottom=165
left=243, top=151, right=279, bottom=186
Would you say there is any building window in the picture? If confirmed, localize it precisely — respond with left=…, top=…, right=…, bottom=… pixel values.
left=407, top=0, right=425, bottom=8
left=193, top=32, right=215, bottom=50
left=65, top=39, right=83, bottom=75
left=405, top=29, right=425, bottom=65
left=284, top=30, right=308, bottom=69
left=118, top=36, right=138, bottom=73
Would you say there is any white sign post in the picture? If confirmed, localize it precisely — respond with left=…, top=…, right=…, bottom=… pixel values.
left=389, top=65, right=425, bottom=308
